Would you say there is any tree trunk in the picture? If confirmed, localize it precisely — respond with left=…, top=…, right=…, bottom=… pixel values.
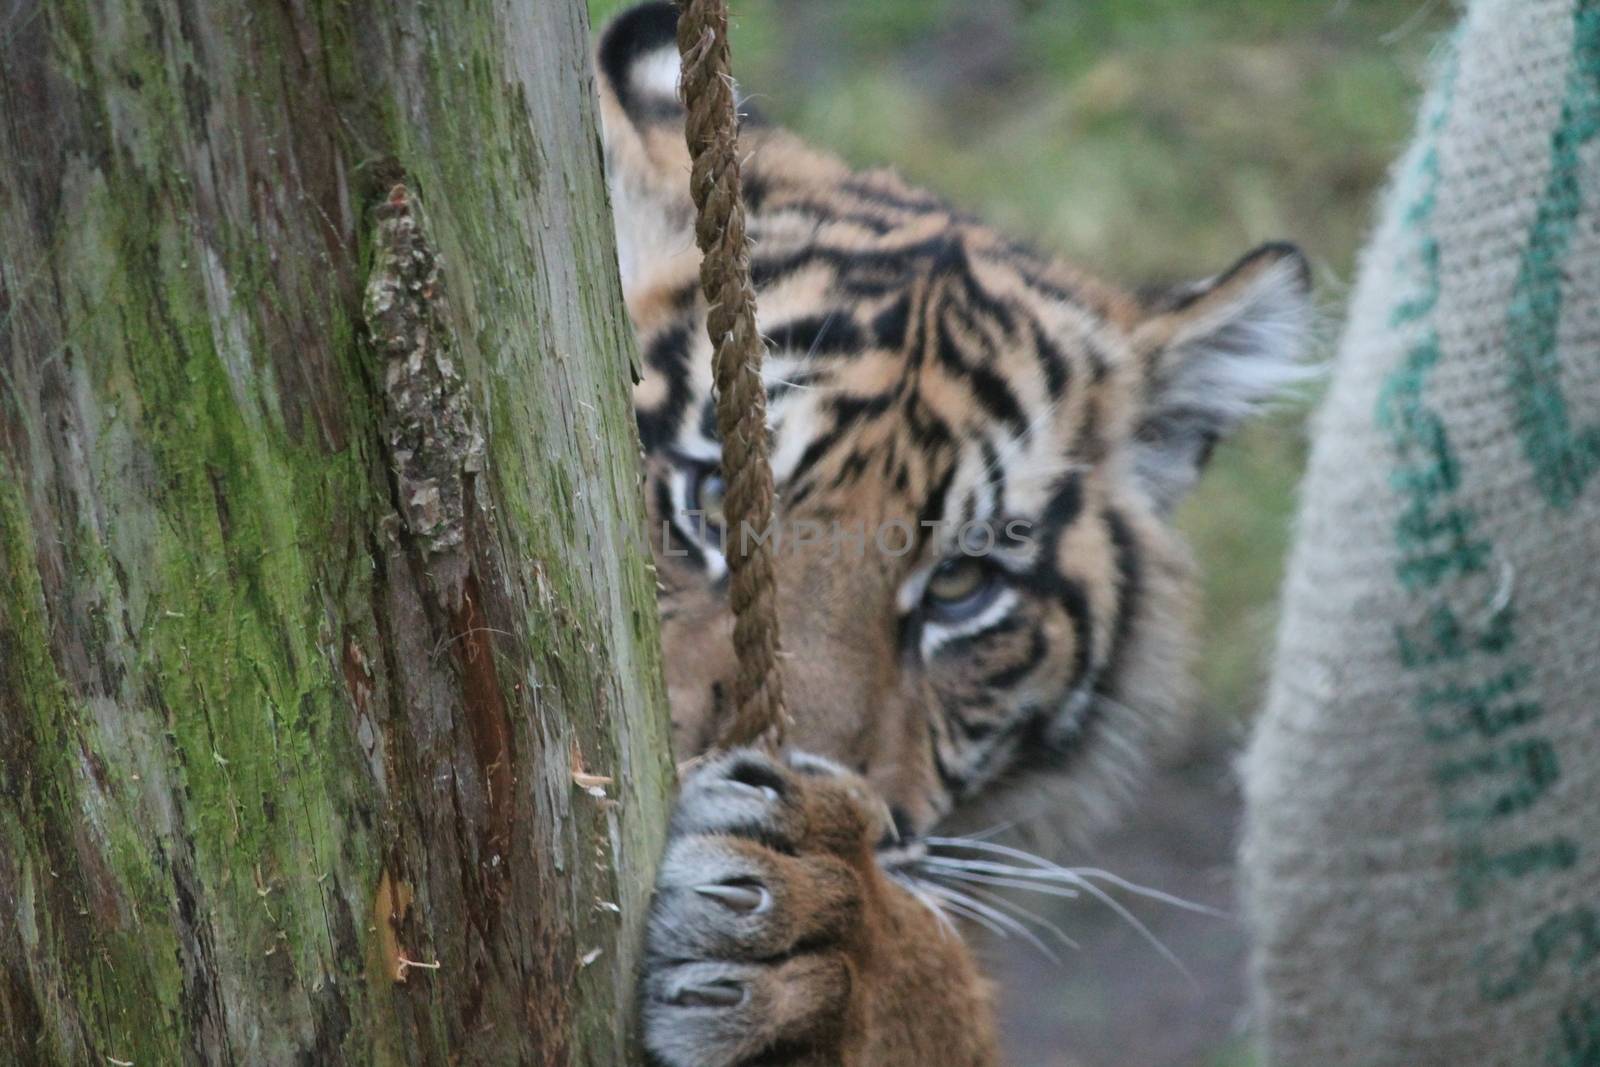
left=0, top=1, right=674, bottom=1064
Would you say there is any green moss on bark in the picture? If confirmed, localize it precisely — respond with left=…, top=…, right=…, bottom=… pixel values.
left=1, top=0, right=671, bottom=1062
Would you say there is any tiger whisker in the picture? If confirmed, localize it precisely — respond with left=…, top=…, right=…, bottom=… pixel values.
left=1066, top=867, right=1230, bottom=919
left=764, top=375, right=817, bottom=391
left=912, top=880, right=1064, bottom=965
left=923, top=873, right=1081, bottom=953
left=889, top=872, right=960, bottom=939
left=962, top=818, right=1019, bottom=843
left=917, top=861, right=1084, bottom=902
left=923, top=836, right=1225, bottom=916
left=759, top=307, right=840, bottom=386
left=906, top=880, right=1014, bottom=942
left=919, top=842, right=1201, bottom=984
left=801, top=308, right=841, bottom=361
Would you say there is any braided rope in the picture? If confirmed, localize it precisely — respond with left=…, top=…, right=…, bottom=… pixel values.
left=675, top=0, right=788, bottom=749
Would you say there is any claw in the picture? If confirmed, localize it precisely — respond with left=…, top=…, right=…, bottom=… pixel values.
left=694, top=881, right=771, bottom=913
left=671, top=980, right=746, bottom=1008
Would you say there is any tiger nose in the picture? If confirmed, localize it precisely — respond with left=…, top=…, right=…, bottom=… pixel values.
left=885, top=805, right=918, bottom=846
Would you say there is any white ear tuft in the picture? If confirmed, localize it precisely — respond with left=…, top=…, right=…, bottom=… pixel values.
left=595, top=5, right=698, bottom=300
left=596, top=4, right=684, bottom=122
left=1129, top=244, right=1317, bottom=510
left=631, top=44, right=683, bottom=102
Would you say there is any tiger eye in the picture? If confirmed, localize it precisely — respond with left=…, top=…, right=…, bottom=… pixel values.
left=926, top=557, right=989, bottom=606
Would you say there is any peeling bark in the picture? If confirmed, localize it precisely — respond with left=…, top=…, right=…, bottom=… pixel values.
left=0, top=1, right=673, bottom=1065
left=365, top=186, right=485, bottom=611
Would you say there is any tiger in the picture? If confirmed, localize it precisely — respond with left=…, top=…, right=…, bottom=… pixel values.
left=595, top=5, right=1313, bottom=1065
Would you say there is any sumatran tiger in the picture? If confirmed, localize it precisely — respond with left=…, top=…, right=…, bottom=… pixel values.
left=595, top=5, right=1313, bottom=1065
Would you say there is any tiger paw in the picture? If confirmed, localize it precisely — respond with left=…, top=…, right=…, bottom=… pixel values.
left=640, top=749, right=879, bottom=1066
left=640, top=749, right=998, bottom=1067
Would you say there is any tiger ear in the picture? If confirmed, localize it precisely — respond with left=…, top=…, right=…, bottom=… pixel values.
left=1126, top=243, right=1315, bottom=512
left=597, top=2, right=686, bottom=134
left=595, top=3, right=696, bottom=295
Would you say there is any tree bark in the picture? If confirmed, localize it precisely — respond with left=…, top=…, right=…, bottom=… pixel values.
left=0, top=1, right=674, bottom=1064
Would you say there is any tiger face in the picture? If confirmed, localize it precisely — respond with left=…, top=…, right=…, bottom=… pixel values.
left=598, top=3, right=1311, bottom=844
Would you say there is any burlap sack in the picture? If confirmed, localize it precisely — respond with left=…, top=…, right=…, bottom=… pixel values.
left=1241, top=2, right=1600, bottom=1064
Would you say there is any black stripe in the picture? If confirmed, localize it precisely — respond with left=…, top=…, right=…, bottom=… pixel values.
left=1057, top=577, right=1094, bottom=685
left=765, top=312, right=863, bottom=357
left=983, top=627, right=1049, bottom=690
left=749, top=236, right=976, bottom=296
left=949, top=695, right=1003, bottom=742
left=979, top=438, right=1005, bottom=518
left=748, top=249, right=815, bottom=291
left=1030, top=475, right=1094, bottom=685
left=915, top=462, right=959, bottom=549
left=903, top=402, right=952, bottom=450
left=787, top=434, right=837, bottom=490
left=784, top=478, right=817, bottom=511
left=755, top=197, right=898, bottom=235
left=1085, top=335, right=1111, bottom=385
left=635, top=323, right=693, bottom=451
left=840, top=176, right=945, bottom=214
left=830, top=392, right=894, bottom=428
left=1015, top=691, right=1104, bottom=767
left=958, top=486, right=978, bottom=527
left=832, top=449, right=871, bottom=487
left=965, top=361, right=1030, bottom=437
left=652, top=479, right=706, bottom=569
left=1009, top=260, right=1072, bottom=302
left=1073, top=396, right=1103, bottom=462
left=930, top=310, right=969, bottom=374
left=1040, top=472, right=1084, bottom=529
left=931, top=312, right=1029, bottom=435
left=1101, top=508, right=1142, bottom=680
left=739, top=170, right=770, bottom=214
left=1032, top=321, right=1071, bottom=400
left=872, top=295, right=911, bottom=349
left=952, top=260, right=1016, bottom=336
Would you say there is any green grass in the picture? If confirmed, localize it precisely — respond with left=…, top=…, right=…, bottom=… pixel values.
left=585, top=0, right=1450, bottom=719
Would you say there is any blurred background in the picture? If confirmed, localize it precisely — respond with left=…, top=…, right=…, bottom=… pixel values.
left=587, top=2, right=1453, bottom=1063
